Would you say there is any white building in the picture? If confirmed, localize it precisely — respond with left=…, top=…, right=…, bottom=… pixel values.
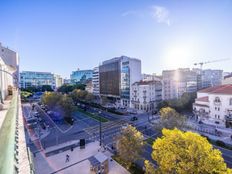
left=20, top=71, right=56, bottom=89
left=0, top=57, right=15, bottom=101
left=131, top=80, right=162, bottom=112
left=142, top=73, right=162, bottom=82
left=92, top=67, right=100, bottom=95
left=99, top=56, right=141, bottom=108
left=162, top=68, right=197, bottom=100
left=0, top=43, right=19, bottom=87
left=222, top=74, right=232, bottom=85
left=193, top=84, right=232, bottom=128
left=54, top=74, right=63, bottom=88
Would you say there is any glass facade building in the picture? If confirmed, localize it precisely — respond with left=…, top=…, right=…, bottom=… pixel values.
left=20, top=71, right=56, bottom=89
left=99, top=61, right=120, bottom=97
left=70, top=70, right=93, bottom=84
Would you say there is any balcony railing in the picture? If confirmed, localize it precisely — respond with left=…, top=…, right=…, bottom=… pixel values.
left=0, top=91, right=32, bottom=174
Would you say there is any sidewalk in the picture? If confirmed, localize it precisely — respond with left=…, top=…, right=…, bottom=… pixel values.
left=34, top=141, right=130, bottom=174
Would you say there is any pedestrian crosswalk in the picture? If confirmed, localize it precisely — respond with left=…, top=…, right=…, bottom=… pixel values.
left=84, top=120, right=126, bottom=135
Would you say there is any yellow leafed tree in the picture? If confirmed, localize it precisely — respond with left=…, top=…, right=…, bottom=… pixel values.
left=116, top=125, right=144, bottom=169
left=150, top=128, right=231, bottom=174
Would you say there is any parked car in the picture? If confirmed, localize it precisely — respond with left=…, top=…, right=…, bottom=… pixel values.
left=130, top=116, right=138, bottom=121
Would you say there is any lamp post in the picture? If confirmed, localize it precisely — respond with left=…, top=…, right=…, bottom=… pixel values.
left=99, top=111, right=102, bottom=147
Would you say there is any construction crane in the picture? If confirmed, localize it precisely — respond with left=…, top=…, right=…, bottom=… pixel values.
left=194, top=58, right=230, bottom=70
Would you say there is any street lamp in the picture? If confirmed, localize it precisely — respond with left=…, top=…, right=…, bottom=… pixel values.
left=99, top=111, right=102, bottom=147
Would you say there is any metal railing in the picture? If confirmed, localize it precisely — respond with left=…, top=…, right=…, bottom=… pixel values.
left=0, top=91, right=33, bottom=174
left=0, top=93, right=18, bottom=173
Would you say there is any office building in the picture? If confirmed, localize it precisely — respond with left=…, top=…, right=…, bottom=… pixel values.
left=131, top=80, right=162, bottom=112
left=162, top=68, right=198, bottom=100
left=54, top=74, right=63, bottom=88
left=92, top=67, right=100, bottom=95
left=70, top=69, right=93, bottom=84
left=193, top=84, right=232, bottom=128
left=201, top=69, right=223, bottom=88
left=99, top=56, right=141, bottom=108
left=20, top=71, right=56, bottom=89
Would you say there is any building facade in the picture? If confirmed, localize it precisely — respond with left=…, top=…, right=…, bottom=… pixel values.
left=20, top=71, right=56, bottom=89
left=162, top=68, right=198, bottom=100
left=131, top=81, right=162, bottom=112
left=99, top=56, right=141, bottom=108
left=0, top=43, right=19, bottom=87
left=201, top=69, right=223, bottom=89
left=54, top=74, right=63, bottom=88
left=222, top=74, right=232, bottom=85
left=92, top=67, right=100, bottom=95
left=193, top=85, right=232, bottom=128
left=70, top=69, right=93, bottom=84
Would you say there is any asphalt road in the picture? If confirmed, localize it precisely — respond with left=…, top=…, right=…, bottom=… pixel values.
left=22, top=103, right=232, bottom=169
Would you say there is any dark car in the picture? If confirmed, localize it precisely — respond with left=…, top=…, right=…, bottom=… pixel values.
left=130, top=116, right=138, bottom=121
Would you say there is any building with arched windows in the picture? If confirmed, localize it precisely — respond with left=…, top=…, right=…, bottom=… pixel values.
left=193, top=84, right=232, bottom=128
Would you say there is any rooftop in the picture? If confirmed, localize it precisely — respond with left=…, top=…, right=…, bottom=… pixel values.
left=196, top=96, right=209, bottom=102
left=133, top=80, right=161, bottom=85
left=198, top=84, right=232, bottom=95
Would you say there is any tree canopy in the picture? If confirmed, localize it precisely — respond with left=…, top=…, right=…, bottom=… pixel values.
left=146, top=128, right=232, bottom=174
left=155, top=107, right=186, bottom=133
left=157, top=92, right=196, bottom=112
left=57, top=84, right=86, bottom=93
left=116, top=125, right=144, bottom=169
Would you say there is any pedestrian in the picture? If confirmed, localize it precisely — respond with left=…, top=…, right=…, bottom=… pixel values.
left=65, top=154, right=70, bottom=162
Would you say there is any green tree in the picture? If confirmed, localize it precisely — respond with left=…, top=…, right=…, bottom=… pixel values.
left=116, top=125, right=144, bottom=169
left=41, top=92, right=63, bottom=110
left=155, top=107, right=186, bottom=133
left=59, top=95, right=74, bottom=118
left=41, top=85, right=53, bottom=92
left=70, top=89, right=88, bottom=105
left=145, top=128, right=232, bottom=174
left=57, top=84, right=86, bottom=93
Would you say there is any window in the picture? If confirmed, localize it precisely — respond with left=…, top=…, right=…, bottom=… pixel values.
left=218, top=107, right=220, bottom=111
left=230, top=98, right=232, bottom=105
left=214, top=97, right=221, bottom=103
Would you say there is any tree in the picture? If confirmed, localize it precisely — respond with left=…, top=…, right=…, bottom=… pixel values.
left=70, top=89, right=88, bottom=104
left=155, top=107, right=186, bottom=133
left=157, top=92, right=197, bottom=112
left=58, top=95, right=74, bottom=119
left=144, top=160, right=156, bottom=174
left=85, top=92, right=95, bottom=102
left=147, top=128, right=232, bottom=174
left=116, top=125, right=144, bottom=169
left=57, top=84, right=86, bottom=93
left=41, top=85, right=53, bottom=92
left=41, top=92, right=63, bottom=110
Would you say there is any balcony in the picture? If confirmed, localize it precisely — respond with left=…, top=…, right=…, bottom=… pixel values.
left=0, top=91, right=33, bottom=174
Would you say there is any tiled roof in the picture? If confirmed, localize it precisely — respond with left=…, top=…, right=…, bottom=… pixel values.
left=193, top=103, right=209, bottom=107
left=196, top=96, right=209, bottom=102
left=198, top=84, right=232, bottom=95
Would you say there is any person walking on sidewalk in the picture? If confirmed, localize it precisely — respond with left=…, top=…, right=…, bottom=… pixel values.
left=65, top=154, right=70, bottom=163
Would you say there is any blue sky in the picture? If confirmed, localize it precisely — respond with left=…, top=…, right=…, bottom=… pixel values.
left=1, top=0, right=232, bottom=78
